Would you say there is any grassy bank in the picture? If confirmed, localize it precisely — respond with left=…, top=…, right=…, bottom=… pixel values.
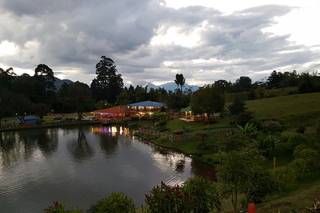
left=258, top=178, right=320, bottom=212
left=246, top=92, right=320, bottom=128
left=132, top=92, right=320, bottom=211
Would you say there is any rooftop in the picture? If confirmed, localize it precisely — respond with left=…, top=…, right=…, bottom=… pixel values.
left=128, top=101, right=165, bottom=107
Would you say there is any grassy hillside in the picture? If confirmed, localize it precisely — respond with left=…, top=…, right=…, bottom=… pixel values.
left=246, top=92, right=320, bottom=127
left=258, top=179, right=320, bottom=212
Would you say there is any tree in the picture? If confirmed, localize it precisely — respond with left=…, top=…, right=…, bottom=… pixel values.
left=298, top=72, right=320, bottom=93
left=166, top=91, right=189, bottom=111
left=34, top=64, right=56, bottom=91
left=91, top=56, right=123, bottom=104
left=214, top=79, right=232, bottom=92
left=218, top=150, right=275, bottom=212
left=57, top=82, right=94, bottom=120
left=228, top=96, right=246, bottom=115
left=183, top=177, right=222, bottom=212
left=174, top=73, right=185, bottom=91
left=191, top=85, right=225, bottom=115
left=32, top=64, right=56, bottom=105
left=235, top=76, right=252, bottom=91
left=0, top=67, right=15, bottom=90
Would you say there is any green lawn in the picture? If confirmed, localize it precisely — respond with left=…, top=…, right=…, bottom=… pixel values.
left=246, top=92, right=320, bottom=127
left=166, top=119, right=207, bottom=132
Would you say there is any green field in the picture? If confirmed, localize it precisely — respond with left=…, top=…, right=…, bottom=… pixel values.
left=246, top=92, right=320, bottom=127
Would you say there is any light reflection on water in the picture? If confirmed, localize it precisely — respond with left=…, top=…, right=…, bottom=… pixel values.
left=0, top=126, right=215, bottom=212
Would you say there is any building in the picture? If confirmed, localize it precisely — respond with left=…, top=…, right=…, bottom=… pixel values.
left=93, top=105, right=129, bottom=121
left=92, top=101, right=166, bottom=121
left=20, top=115, right=40, bottom=126
left=127, top=101, right=165, bottom=117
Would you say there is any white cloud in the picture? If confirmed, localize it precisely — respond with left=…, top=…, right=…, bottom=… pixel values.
left=0, top=0, right=319, bottom=85
left=0, top=40, right=19, bottom=57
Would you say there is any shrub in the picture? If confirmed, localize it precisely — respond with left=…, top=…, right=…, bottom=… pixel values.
left=287, top=133, right=307, bottom=150
left=235, top=111, right=254, bottom=126
left=290, top=148, right=320, bottom=180
left=257, top=135, right=279, bottom=159
left=44, top=202, right=82, bottom=213
left=237, top=122, right=258, bottom=137
left=278, top=132, right=307, bottom=155
left=316, top=120, right=320, bottom=138
left=273, top=167, right=296, bottom=191
left=145, top=178, right=222, bottom=213
left=145, top=182, right=187, bottom=213
left=90, top=192, right=135, bottom=213
left=183, top=177, right=222, bottom=212
left=261, top=120, right=282, bottom=132
left=228, top=96, right=246, bottom=115
left=296, top=126, right=306, bottom=134
left=246, top=169, right=278, bottom=203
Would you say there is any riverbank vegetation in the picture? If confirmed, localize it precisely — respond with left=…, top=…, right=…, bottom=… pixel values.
left=133, top=92, right=320, bottom=212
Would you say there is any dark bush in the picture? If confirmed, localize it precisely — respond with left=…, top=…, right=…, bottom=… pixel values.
left=145, top=182, right=187, bottom=213
left=90, top=192, right=135, bottom=213
left=273, top=167, right=296, bottom=191
left=246, top=169, right=278, bottom=203
left=228, top=96, right=246, bottom=115
left=235, top=111, right=254, bottom=126
left=44, top=202, right=82, bottom=213
left=290, top=148, right=320, bottom=180
left=296, top=126, right=306, bottom=134
left=183, top=177, right=222, bottom=212
left=261, top=120, right=282, bottom=132
left=277, top=132, right=307, bottom=155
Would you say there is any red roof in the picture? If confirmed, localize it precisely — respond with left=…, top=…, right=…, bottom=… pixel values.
left=94, top=105, right=127, bottom=114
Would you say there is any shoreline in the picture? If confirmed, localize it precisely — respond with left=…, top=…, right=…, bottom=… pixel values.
left=0, top=120, right=109, bottom=132
left=132, top=130, right=217, bottom=166
left=0, top=119, right=132, bottom=133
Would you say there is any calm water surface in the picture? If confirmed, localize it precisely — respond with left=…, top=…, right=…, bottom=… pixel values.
left=0, top=126, right=214, bottom=212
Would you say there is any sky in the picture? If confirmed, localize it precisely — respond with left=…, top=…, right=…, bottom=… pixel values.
left=0, top=0, right=319, bottom=86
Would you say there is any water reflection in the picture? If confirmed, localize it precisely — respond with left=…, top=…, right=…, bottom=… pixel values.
left=0, top=129, right=59, bottom=168
left=37, top=129, right=58, bottom=156
left=67, top=128, right=94, bottom=161
left=0, top=126, right=216, bottom=212
left=91, top=126, right=130, bottom=137
left=175, top=159, right=185, bottom=172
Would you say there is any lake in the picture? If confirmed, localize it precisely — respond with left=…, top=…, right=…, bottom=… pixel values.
left=0, top=126, right=214, bottom=212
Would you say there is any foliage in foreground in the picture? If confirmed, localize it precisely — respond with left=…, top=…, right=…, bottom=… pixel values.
left=217, top=149, right=277, bottom=212
left=145, top=177, right=221, bottom=213
left=44, top=177, right=222, bottom=213
left=44, top=202, right=82, bottom=213
left=89, top=192, right=135, bottom=213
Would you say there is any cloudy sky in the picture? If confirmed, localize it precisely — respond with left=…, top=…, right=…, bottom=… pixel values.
left=0, top=0, right=319, bottom=86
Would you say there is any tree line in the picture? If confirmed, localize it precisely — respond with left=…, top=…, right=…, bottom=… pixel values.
left=1, top=57, right=320, bottom=120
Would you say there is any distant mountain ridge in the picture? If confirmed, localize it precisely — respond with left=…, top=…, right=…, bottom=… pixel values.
left=54, top=77, right=73, bottom=90
left=53, top=78, right=199, bottom=92
left=145, top=82, right=199, bottom=92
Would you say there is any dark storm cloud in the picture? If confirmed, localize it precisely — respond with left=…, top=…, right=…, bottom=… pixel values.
left=0, top=1, right=318, bottom=84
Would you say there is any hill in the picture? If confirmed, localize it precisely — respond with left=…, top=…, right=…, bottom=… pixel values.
left=246, top=92, right=320, bottom=127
